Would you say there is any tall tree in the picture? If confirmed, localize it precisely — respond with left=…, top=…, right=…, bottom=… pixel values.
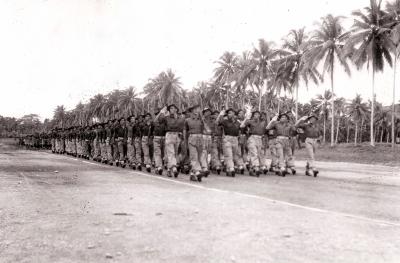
left=250, top=40, right=279, bottom=110
left=345, top=0, right=393, bottom=146
left=117, top=86, right=139, bottom=117
left=313, top=90, right=333, bottom=143
left=306, top=14, right=351, bottom=146
left=347, top=94, right=369, bottom=145
left=386, top=0, right=400, bottom=147
left=213, top=52, right=239, bottom=107
left=144, top=70, right=183, bottom=110
left=53, top=105, right=66, bottom=128
left=280, top=28, right=321, bottom=120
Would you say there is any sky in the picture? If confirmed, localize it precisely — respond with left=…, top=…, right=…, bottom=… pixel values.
left=0, top=0, right=398, bottom=120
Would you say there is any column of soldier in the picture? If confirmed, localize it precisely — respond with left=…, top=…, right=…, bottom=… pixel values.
left=45, top=104, right=322, bottom=183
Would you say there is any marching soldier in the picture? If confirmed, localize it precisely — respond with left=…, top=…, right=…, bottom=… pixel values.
left=141, top=113, right=153, bottom=172
left=295, top=114, right=322, bottom=177
left=99, top=123, right=108, bottom=163
left=237, top=109, right=249, bottom=170
left=266, top=115, right=279, bottom=172
left=266, top=112, right=296, bottom=176
left=202, top=108, right=213, bottom=176
left=184, top=105, right=205, bottom=182
left=133, top=116, right=143, bottom=170
left=115, top=117, right=128, bottom=167
left=240, top=110, right=268, bottom=176
left=153, top=111, right=166, bottom=175
left=157, top=104, right=184, bottom=178
left=105, top=120, right=114, bottom=165
left=217, top=108, right=244, bottom=177
left=211, top=110, right=223, bottom=174
left=126, top=116, right=136, bottom=168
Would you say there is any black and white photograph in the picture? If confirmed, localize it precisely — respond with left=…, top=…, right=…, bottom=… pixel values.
left=0, top=0, right=399, bottom=262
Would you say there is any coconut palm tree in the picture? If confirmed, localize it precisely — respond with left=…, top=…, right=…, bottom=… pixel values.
left=386, top=0, right=400, bottom=147
left=305, top=14, right=351, bottom=146
left=313, top=90, right=333, bottom=143
left=88, top=94, right=105, bottom=122
left=213, top=52, right=239, bottom=107
left=280, top=28, right=321, bottom=120
left=250, top=40, right=280, bottom=110
left=347, top=94, right=369, bottom=145
left=345, top=0, right=393, bottom=146
left=117, top=86, right=139, bottom=117
left=333, top=97, right=346, bottom=143
left=144, top=69, right=183, bottom=110
left=53, top=105, right=66, bottom=128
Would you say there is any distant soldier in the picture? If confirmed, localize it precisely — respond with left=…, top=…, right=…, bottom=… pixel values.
left=266, top=114, right=279, bottom=172
left=217, top=108, right=244, bottom=177
left=153, top=111, right=166, bottom=175
left=126, top=116, right=136, bottom=168
left=201, top=108, right=213, bottom=176
left=133, top=116, right=143, bottom=170
left=237, top=109, right=249, bottom=169
left=211, top=110, right=223, bottom=174
left=98, top=123, right=106, bottom=163
left=141, top=113, right=153, bottom=172
left=115, top=117, right=128, bottom=167
left=295, top=114, right=322, bottom=177
left=240, top=110, right=268, bottom=176
left=105, top=120, right=114, bottom=165
left=266, top=112, right=296, bottom=176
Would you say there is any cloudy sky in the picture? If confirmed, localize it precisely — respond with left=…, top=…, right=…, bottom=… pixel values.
left=0, top=0, right=397, bottom=119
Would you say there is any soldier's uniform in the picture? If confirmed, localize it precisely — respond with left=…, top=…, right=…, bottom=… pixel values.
left=218, top=109, right=244, bottom=177
left=202, top=108, right=213, bottom=176
left=160, top=104, right=184, bottom=177
left=266, top=113, right=296, bottom=176
left=114, top=118, right=128, bottom=167
left=105, top=121, right=114, bottom=165
left=266, top=119, right=278, bottom=171
left=296, top=115, right=322, bottom=177
left=242, top=111, right=268, bottom=175
left=184, top=105, right=204, bottom=182
left=126, top=117, right=136, bottom=168
left=99, top=124, right=108, bottom=162
left=211, top=111, right=223, bottom=173
left=237, top=110, right=249, bottom=168
left=133, top=116, right=143, bottom=170
left=153, top=113, right=166, bottom=174
left=141, top=113, right=153, bottom=172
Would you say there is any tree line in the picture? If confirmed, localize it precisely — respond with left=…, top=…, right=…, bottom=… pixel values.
left=41, top=0, right=400, bottom=147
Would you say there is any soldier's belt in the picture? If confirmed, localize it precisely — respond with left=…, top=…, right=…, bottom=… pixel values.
left=153, top=136, right=165, bottom=139
left=249, top=134, right=263, bottom=138
left=277, top=136, right=290, bottom=140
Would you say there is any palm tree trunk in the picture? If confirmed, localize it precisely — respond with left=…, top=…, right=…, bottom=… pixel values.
left=330, top=61, right=335, bottom=146
left=392, top=55, right=397, bottom=148
left=380, top=126, right=384, bottom=143
left=323, top=117, right=326, bottom=143
left=258, top=86, right=262, bottom=111
left=295, top=84, right=298, bottom=121
left=360, top=119, right=364, bottom=144
left=354, top=122, right=358, bottom=146
left=277, top=98, right=280, bottom=114
left=346, top=122, right=350, bottom=143
left=335, top=118, right=340, bottom=144
left=370, top=69, right=375, bottom=146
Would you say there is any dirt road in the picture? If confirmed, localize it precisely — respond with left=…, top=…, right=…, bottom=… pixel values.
left=1, top=139, right=399, bottom=262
